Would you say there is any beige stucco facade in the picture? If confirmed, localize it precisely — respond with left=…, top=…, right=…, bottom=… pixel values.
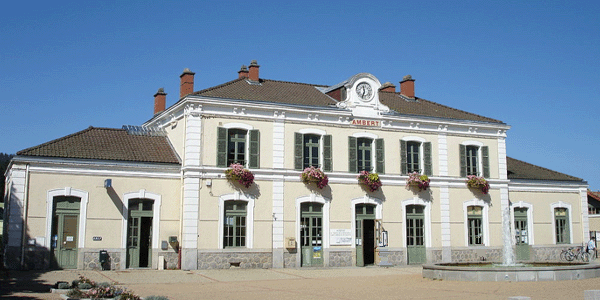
left=3, top=71, right=589, bottom=270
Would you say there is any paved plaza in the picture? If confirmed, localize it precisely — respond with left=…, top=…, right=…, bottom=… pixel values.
left=3, top=265, right=600, bottom=299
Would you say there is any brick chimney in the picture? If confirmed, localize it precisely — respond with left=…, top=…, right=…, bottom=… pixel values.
left=238, top=65, right=249, bottom=79
left=179, top=68, right=195, bottom=98
left=380, top=82, right=396, bottom=93
left=400, top=75, right=415, bottom=98
left=154, top=88, right=167, bottom=115
left=248, top=60, right=260, bottom=81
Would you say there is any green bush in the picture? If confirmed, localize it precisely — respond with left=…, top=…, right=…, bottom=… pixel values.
left=144, top=296, right=169, bottom=300
left=78, top=282, right=92, bottom=289
left=57, top=282, right=70, bottom=289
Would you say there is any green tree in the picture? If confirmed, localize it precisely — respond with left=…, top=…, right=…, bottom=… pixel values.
left=0, top=153, right=14, bottom=201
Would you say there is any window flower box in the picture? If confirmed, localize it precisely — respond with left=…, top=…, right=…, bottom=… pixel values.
left=225, top=163, right=255, bottom=188
left=406, top=172, right=430, bottom=192
left=300, top=166, right=329, bottom=189
left=466, top=175, right=490, bottom=194
left=357, top=171, right=382, bottom=192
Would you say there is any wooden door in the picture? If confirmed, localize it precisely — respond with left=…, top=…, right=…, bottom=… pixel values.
left=300, top=203, right=323, bottom=267
left=514, top=208, right=530, bottom=261
left=355, top=204, right=376, bottom=266
left=51, top=197, right=80, bottom=269
left=406, top=205, right=426, bottom=264
left=127, top=199, right=153, bottom=268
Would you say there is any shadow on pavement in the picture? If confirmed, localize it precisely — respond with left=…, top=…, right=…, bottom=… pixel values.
left=0, top=269, right=54, bottom=299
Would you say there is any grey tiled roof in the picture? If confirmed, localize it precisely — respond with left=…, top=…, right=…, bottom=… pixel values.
left=17, top=127, right=180, bottom=164
left=190, top=78, right=504, bottom=124
left=506, top=157, right=583, bottom=182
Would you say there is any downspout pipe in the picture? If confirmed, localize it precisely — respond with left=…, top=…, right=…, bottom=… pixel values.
left=20, top=163, right=30, bottom=270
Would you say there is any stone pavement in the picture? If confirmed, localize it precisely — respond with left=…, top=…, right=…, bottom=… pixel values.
left=3, top=265, right=600, bottom=299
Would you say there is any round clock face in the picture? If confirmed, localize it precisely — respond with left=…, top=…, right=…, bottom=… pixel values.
left=356, top=82, right=373, bottom=101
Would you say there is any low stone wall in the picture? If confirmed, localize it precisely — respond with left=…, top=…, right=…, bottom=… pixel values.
left=197, top=252, right=272, bottom=269
left=378, top=249, right=403, bottom=266
left=329, top=251, right=353, bottom=267
left=82, top=250, right=122, bottom=270
left=283, top=250, right=297, bottom=268
left=531, top=246, right=570, bottom=261
left=451, top=248, right=502, bottom=262
left=157, top=251, right=178, bottom=269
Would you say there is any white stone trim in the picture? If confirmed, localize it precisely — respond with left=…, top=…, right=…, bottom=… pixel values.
left=350, top=195, right=384, bottom=249
left=45, top=188, right=89, bottom=249
left=550, top=201, right=573, bottom=244
left=121, top=190, right=162, bottom=250
left=401, top=197, right=432, bottom=248
left=296, top=194, right=331, bottom=249
left=299, top=128, right=327, bottom=136
left=222, top=122, right=254, bottom=130
left=438, top=133, right=448, bottom=176
left=463, top=199, right=490, bottom=247
left=352, top=132, right=379, bottom=139
left=512, top=201, right=535, bottom=245
left=218, top=192, right=255, bottom=249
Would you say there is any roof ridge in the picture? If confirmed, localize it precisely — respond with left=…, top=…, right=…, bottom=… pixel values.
left=507, top=156, right=582, bottom=181
left=260, top=78, right=329, bottom=88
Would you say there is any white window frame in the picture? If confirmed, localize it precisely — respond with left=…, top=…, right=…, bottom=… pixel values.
left=461, top=141, right=484, bottom=177
left=401, top=197, right=432, bottom=248
left=121, top=189, right=162, bottom=251
left=551, top=201, right=573, bottom=245
left=463, top=199, right=490, bottom=246
left=351, top=195, right=384, bottom=249
left=223, top=122, right=254, bottom=167
left=352, top=132, right=380, bottom=173
left=218, top=192, right=255, bottom=249
left=45, top=187, right=89, bottom=250
left=402, top=136, right=427, bottom=174
left=512, top=201, right=534, bottom=245
left=299, top=128, right=327, bottom=169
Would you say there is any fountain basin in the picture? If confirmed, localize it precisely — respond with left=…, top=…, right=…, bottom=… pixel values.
left=423, top=262, right=600, bottom=282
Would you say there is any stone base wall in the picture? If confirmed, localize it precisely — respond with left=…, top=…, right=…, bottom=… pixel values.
left=197, top=252, right=272, bottom=269
left=23, top=246, right=50, bottom=270
left=428, top=249, right=442, bottom=263
left=82, top=250, right=122, bottom=270
left=378, top=249, right=403, bottom=266
left=156, top=251, right=179, bottom=269
left=451, top=247, right=502, bottom=262
left=532, top=246, right=569, bottom=261
left=283, top=250, right=297, bottom=268
left=329, top=251, right=353, bottom=267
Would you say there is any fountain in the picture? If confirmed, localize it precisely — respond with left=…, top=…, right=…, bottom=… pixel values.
left=422, top=207, right=600, bottom=281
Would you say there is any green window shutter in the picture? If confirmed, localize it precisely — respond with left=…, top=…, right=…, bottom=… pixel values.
left=294, top=132, right=303, bottom=170
left=400, top=140, right=407, bottom=175
left=217, top=127, right=228, bottom=167
left=376, top=138, right=385, bottom=174
left=481, top=146, right=489, bottom=178
left=323, top=135, right=332, bottom=172
left=459, top=144, right=466, bottom=177
left=348, top=136, right=357, bottom=173
left=424, top=142, right=432, bottom=176
left=248, top=129, right=260, bottom=169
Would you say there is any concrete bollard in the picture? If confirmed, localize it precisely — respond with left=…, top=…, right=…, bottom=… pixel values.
left=158, top=256, right=165, bottom=270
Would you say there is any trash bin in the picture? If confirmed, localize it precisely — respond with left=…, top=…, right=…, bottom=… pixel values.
left=99, top=250, right=109, bottom=270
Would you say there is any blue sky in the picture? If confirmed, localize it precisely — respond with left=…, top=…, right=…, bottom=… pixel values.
left=2, top=1, right=599, bottom=190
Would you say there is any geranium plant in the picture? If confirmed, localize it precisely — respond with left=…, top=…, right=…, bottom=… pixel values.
left=406, top=172, right=430, bottom=191
left=224, top=163, right=255, bottom=188
left=357, top=170, right=382, bottom=192
left=300, top=166, right=329, bottom=189
left=466, top=175, right=490, bottom=194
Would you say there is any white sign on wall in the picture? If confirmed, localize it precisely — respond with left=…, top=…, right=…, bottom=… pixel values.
left=330, top=229, right=353, bottom=245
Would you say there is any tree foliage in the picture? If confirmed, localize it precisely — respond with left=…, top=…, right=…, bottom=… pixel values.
left=0, top=153, right=14, bottom=201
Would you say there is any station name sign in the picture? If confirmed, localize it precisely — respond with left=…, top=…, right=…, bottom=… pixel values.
left=351, top=119, right=380, bottom=127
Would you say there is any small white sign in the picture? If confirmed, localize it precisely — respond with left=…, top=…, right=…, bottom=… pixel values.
left=330, top=229, right=353, bottom=245
left=66, top=236, right=74, bottom=242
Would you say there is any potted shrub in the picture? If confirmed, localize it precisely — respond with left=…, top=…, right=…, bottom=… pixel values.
left=406, top=172, right=430, bottom=191
left=224, top=163, right=255, bottom=188
left=357, top=171, right=382, bottom=192
left=466, top=175, right=490, bottom=194
left=300, top=166, right=329, bottom=189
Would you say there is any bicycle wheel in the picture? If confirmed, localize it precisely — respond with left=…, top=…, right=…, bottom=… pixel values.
left=560, top=250, right=568, bottom=261
left=581, top=252, right=590, bottom=262
left=566, top=251, right=575, bottom=261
